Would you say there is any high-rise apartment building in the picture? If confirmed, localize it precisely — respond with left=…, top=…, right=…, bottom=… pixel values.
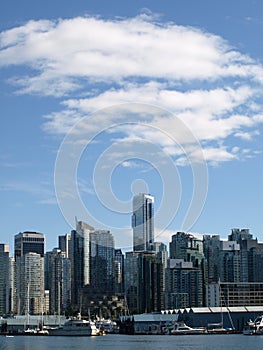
left=9, top=257, right=16, bottom=313
left=219, top=240, right=241, bottom=282
left=165, top=259, right=203, bottom=309
left=18, top=252, right=44, bottom=315
left=170, top=232, right=205, bottom=268
left=0, top=244, right=10, bottom=314
left=132, top=193, right=154, bottom=251
left=14, top=231, right=45, bottom=315
left=203, top=235, right=221, bottom=283
left=45, top=248, right=71, bottom=314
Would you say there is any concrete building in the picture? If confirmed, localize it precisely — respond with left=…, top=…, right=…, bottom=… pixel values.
left=132, top=193, right=154, bottom=251
left=169, top=232, right=205, bottom=269
left=14, top=232, right=45, bottom=315
left=220, top=282, right=263, bottom=307
left=18, top=252, right=45, bottom=315
left=9, top=257, right=16, bottom=313
left=165, top=259, right=203, bottom=309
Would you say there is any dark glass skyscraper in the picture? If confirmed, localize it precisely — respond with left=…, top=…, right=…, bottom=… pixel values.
left=14, top=231, right=45, bottom=259
left=132, top=193, right=154, bottom=251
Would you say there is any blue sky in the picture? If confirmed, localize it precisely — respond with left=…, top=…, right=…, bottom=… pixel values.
left=1, top=0, right=263, bottom=253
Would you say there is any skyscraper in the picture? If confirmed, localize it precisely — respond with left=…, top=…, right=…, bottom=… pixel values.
left=124, top=251, right=164, bottom=313
left=15, top=231, right=45, bottom=259
left=90, top=230, right=115, bottom=292
left=18, top=252, right=45, bottom=315
left=0, top=244, right=10, bottom=314
left=14, top=231, right=45, bottom=315
left=132, top=193, right=154, bottom=252
left=58, top=233, right=71, bottom=258
left=115, top=249, right=124, bottom=293
left=70, top=220, right=94, bottom=306
left=45, top=248, right=71, bottom=314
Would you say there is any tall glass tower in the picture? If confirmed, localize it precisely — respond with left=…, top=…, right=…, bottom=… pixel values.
left=132, top=193, right=154, bottom=251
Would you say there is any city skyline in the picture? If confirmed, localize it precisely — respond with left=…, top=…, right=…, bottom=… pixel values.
left=2, top=223, right=263, bottom=317
left=1, top=1, right=263, bottom=252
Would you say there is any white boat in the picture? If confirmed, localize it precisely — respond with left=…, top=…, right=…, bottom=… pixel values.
left=207, top=323, right=229, bottom=334
left=48, top=315, right=100, bottom=336
left=170, top=322, right=207, bottom=335
left=243, top=316, right=263, bottom=335
left=95, top=319, right=119, bottom=334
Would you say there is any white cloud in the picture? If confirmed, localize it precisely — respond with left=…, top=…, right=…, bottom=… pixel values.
left=1, top=14, right=263, bottom=165
left=1, top=15, right=261, bottom=94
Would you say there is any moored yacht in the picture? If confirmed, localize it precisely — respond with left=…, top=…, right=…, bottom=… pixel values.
left=48, top=314, right=100, bottom=336
left=169, top=322, right=207, bottom=335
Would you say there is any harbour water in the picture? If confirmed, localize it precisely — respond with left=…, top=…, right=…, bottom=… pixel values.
left=1, top=334, right=263, bottom=350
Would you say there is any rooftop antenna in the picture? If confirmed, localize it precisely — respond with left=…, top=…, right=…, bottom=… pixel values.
left=75, top=216, right=78, bottom=229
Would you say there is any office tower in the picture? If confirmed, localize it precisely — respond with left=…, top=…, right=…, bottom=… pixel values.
left=15, top=231, right=45, bottom=258
left=14, top=231, right=45, bottom=315
left=45, top=248, right=71, bottom=314
left=203, top=235, right=221, bottom=283
left=165, top=259, right=203, bottom=309
left=115, top=249, right=124, bottom=293
left=124, top=251, right=163, bottom=314
left=58, top=233, right=71, bottom=258
left=70, top=220, right=94, bottom=306
left=0, top=244, right=10, bottom=314
left=18, top=252, right=44, bottom=315
left=90, top=230, right=115, bottom=292
left=132, top=193, right=154, bottom=251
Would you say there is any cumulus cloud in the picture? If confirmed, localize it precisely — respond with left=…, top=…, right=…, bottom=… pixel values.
left=1, top=14, right=263, bottom=165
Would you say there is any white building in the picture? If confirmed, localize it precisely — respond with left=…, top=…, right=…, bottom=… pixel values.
left=18, top=252, right=45, bottom=315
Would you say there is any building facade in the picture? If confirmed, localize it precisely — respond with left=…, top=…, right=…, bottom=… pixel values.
left=115, top=249, right=124, bottom=294
left=0, top=244, right=10, bottom=314
left=70, top=221, right=94, bottom=306
left=18, top=252, right=45, bottom=315
left=14, top=231, right=45, bottom=259
left=132, top=193, right=154, bottom=251
left=125, top=251, right=163, bottom=314
left=90, top=230, right=115, bottom=293
left=58, top=233, right=71, bottom=258
left=45, top=248, right=71, bottom=314
left=14, top=232, right=45, bottom=315
left=165, top=259, right=203, bottom=309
